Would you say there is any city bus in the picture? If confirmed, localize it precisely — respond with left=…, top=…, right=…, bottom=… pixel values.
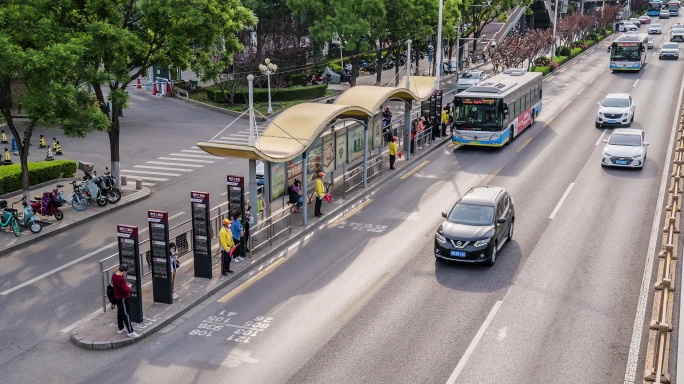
left=669, top=1, right=681, bottom=15
left=452, top=69, right=542, bottom=147
left=649, top=0, right=663, bottom=16
left=610, top=34, right=648, bottom=71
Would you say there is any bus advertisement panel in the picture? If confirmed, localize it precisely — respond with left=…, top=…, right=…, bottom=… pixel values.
left=452, top=70, right=542, bottom=147
left=610, top=34, right=648, bottom=71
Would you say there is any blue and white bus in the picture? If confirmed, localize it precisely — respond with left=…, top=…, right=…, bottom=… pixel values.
left=648, top=0, right=663, bottom=16
left=610, top=34, right=648, bottom=71
left=669, top=0, right=681, bottom=15
left=452, top=69, right=542, bottom=147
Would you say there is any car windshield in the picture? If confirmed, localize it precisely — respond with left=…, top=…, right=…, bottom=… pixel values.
left=602, top=97, right=630, bottom=107
left=652, top=24, right=662, bottom=28
left=662, top=43, right=679, bottom=49
left=609, top=134, right=642, bottom=146
left=448, top=203, right=494, bottom=226
left=460, top=71, right=480, bottom=79
left=673, top=28, right=684, bottom=33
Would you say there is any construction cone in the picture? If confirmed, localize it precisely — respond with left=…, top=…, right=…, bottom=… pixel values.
left=39, top=134, right=46, bottom=148
left=45, top=146, right=54, bottom=161
left=166, top=82, right=172, bottom=96
left=152, top=82, right=158, bottom=96
left=54, top=141, right=63, bottom=155
left=136, top=77, right=142, bottom=89
left=11, top=138, right=18, bottom=154
left=1, top=130, right=7, bottom=143
left=52, top=137, right=57, bottom=150
left=3, top=148, right=11, bottom=164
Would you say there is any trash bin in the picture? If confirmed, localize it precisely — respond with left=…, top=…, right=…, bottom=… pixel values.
left=190, top=80, right=198, bottom=91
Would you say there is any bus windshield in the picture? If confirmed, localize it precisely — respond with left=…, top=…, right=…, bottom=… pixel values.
left=455, top=104, right=502, bottom=131
left=649, top=1, right=662, bottom=11
left=611, top=45, right=642, bottom=61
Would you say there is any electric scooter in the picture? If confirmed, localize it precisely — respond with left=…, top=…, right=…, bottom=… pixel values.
left=0, top=200, right=20, bottom=237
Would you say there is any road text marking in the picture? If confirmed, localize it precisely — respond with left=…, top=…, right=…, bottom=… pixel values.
left=329, top=199, right=373, bottom=227
left=549, top=183, right=575, bottom=219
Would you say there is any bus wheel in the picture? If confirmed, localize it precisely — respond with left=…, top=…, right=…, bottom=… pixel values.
left=531, top=113, right=535, bottom=127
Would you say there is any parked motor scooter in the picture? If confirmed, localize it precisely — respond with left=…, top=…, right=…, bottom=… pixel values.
left=89, top=167, right=121, bottom=203
left=30, top=185, right=64, bottom=220
left=14, top=198, right=42, bottom=233
left=81, top=170, right=108, bottom=207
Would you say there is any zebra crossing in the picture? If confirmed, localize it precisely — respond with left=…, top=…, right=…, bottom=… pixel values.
left=119, top=147, right=218, bottom=187
left=210, top=127, right=265, bottom=145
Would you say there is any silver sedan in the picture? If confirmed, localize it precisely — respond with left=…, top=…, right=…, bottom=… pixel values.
left=601, top=129, right=649, bottom=169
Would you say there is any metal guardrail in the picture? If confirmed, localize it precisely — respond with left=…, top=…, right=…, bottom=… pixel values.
left=342, top=154, right=383, bottom=198
left=643, top=108, right=684, bottom=383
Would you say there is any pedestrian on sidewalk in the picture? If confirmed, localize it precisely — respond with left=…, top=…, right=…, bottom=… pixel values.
left=231, top=210, right=245, bottom=262
left=170, top=242, right=179, bottom=300
left=288, top=180, right=304, bottom=212
left=441, top=106, right=449, bottom=137
left=315, top=172, right=325, bottom=217
left=220, top=218, right=235, bottom=275
left=410, top=119, right=417, bottom=154
left=112, top=264, right=139, bottom=338
left=389, top=136, right=398, bottom=170
left=417, top=117, right=425, bottom=149
left=244, top=204, right=253, bottom=254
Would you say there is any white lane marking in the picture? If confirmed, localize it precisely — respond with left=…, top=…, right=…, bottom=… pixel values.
left=61, top=308, right=101, bottom=333
left=180, top=149, right=208, bottom=153
left=118, top=175, right=170, bottom=181
left=134, top=165, right=193, bottom=172
left=147, top=161, right=204, bottom=168
left=595, top=130, right=607, bottom=146
left=119, top=169, right=182, bottom=177
left=191, top=146, right=200, bottom=149
left=624, top=61, right=683, bottom=384
left=158, top=157, right=215, bottom=164
left=653, top=52, right=657, bottom=57
left=549, top=182, right=575, bottom=219
left=220, top=191, right=228, bottom=196
left=633, top=79, right=639, bottom=88
left=446, top=301, right=503, bottom=384
left=169, top=153, right=219, bottom=159
left=2, top=212, right=185, bottom=296
left=141, top=182, right=156, bottom=186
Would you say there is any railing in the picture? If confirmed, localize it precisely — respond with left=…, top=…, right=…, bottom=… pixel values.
left=249, top=205, right=292, bottom=252
left=643, top=105, right=684, bottom=383
left=342, top=154, right=383, bottom=198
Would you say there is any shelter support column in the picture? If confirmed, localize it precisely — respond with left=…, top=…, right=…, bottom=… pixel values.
left=249, top=160, right=258, bottom=226
left=363, top=120, right=369, bottom=189
left=404, top=100, right=413, bottom=162
left=302, top=151, right=308, bottom=226
left=264, top=161, right=272, bottom=219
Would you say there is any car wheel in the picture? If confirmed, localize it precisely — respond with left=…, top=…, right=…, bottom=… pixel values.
left=595, top=122, right=602, bottom=128
left=508, top=219, right=514, bottom=240
left=485, top=243, right=497, bottom=266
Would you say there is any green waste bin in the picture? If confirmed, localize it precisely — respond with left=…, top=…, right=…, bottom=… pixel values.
left=190, top=80, right=198, bottom=90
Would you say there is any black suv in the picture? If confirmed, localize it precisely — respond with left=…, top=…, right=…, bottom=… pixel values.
left=434, top=186, right=514, bottom=266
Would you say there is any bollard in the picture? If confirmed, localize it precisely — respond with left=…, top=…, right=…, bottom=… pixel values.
left=135, top=179, right=142, bottom=190
left=121, top=175, right=127, bottom=186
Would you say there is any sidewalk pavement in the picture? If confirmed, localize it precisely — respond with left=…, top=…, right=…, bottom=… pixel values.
left=71, top=131, right=454, bottom=349
left=0, top=181, right=150, bottom=255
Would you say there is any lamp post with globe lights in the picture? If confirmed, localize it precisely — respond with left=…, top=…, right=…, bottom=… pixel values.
left=258, top=59, right=278, bottom=115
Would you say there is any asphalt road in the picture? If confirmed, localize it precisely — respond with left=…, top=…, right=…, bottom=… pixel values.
left=0, top=22, right=679, bottom=384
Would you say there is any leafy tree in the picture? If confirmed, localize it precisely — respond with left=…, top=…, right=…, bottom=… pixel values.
left=56, top=0, right=255, bottom=185
left=458, top=0, right=534, bottom=56
left=521, top=28, right=554, bottom=70
left=597, top=4, right=621, bottom=29
left=0, top=1, right=109, bottom=200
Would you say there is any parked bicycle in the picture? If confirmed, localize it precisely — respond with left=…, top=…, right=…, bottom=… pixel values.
left=0, top=199, right=20, bottom=237
left=62, top=180, right=89, bottom=211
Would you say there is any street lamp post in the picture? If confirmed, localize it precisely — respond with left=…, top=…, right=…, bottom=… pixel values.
left=551, top=0, right=560, bottom=61
left=258, top=58, right=278, bottom=115
left=436, top=0, right=444, bottom=84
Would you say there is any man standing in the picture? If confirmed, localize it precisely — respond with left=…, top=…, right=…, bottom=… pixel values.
left=220, top=218, right=235, bottom=275
left=231, top=210, right=245, bottom=263
left=112, top=264, right=139, bottom=338
left=388, top=136, right=398, bottom=170
left=441, top=106, right=449, bottom=137
left=315, top=172, right=326, bottom=217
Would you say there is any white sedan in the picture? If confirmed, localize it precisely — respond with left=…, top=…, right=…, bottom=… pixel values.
left=649, top=24, right=663, bottom=34
left=601, top=129, right=649, bottom=169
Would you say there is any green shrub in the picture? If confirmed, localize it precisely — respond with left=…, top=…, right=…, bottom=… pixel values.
left=585, top=40, right=596, bottom=47
left=206, top=84, right=327, bottom=104
left=598, top=35, right=605, bottom=41
left=535, top=56, right=552, bottom=66
left=570, top=47, right=583, bottom=58
left=0, top=160, right=77, bottom=195
left=558, top=46, right=571, bottom=56
left=588, top=33, right=598, bottom=41
left=531, top=66, right=552, bottom=75
left=554, top=56, right=570, bottom=65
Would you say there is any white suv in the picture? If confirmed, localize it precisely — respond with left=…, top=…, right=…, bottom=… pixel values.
left=595, top=93, right=636, bottom=128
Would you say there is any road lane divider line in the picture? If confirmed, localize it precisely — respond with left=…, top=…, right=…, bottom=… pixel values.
left=595, top=131, right=607, bottom=146
left=561, top=100, right=572, bottom=110
left=480, top=166, right=503, bottom=187
left=216, top=257, right=286, bottom=303
left=400, top=160, right=430, bottom=179
left=516, top=137, right=533, bottom=153
left=446, top=300, right=503, bottom=384
left=546, top=75, right=555, bottom=81
left=329, top=199, right=373, bottom=228
left=653, top=52, right=657, bottom=57
left=633, top=79, right=639, bottom=88
left=0, top=212, right=185, bottom=296
left=576, top=87, right=586, bottom=96
left=549, top=182, right=575, bottom=219
left=559, top=67, right=567, bottom=73
left=542, top=115, right=556, bottom=128
left=337, top=272, right=391, bottom=323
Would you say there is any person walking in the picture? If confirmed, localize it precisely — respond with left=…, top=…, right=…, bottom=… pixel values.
left=389, top=136, right=398, bottom=170
left=315, top=172, right=326, bottom=217
left=112, top=264, right=139, bottom=338
left=170, top=242, right=179, bottom=300
left=220, top=218, right=235, bottom=275
left=231, top=210, right=245, bottom=262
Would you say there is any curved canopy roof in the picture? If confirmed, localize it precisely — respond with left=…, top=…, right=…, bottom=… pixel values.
left=197, top=76, right=438, bottom=163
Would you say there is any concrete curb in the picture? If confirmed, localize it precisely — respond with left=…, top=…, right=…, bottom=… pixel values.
left=0, top=187, right=150, bottom=257
left=71, top=137, right=451, bottom=350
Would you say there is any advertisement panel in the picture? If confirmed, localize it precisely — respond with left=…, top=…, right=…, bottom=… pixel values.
left=323, top=134, right=335, bottom=174
left=190, top=191, right=212, bottom=278
left=287, top=155, right=303, bottom=188
left=307, top=138, right=323, bottom=184
left=336, top=129, right=347, bottom=166
left=270, top=162, right=286, bottom=200
left=117, top=224, right=143, bottom=322
left=373, top=114, right=382, bottom=149
left=148, top=210, right=171, bottom=304
left=348, top=124, right=365, bottom=163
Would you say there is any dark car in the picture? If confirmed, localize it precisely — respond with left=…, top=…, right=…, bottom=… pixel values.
left=434, top=186, right=514, bottom=266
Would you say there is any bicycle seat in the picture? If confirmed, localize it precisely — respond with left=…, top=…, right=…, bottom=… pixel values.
left=56, top=184, right=64, bottom=188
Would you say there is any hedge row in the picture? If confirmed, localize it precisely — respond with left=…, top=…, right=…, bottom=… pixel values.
left=206, top=84, right=327, bottom=104
left=0, top=160, right=77, bottom=195
left=570, top=48, right=583, bottom=58
left=532, top=66, right=552, bottom=75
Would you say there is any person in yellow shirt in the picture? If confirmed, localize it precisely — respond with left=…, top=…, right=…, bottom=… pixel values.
left=219, top=218, right=235, bottom=275
left=315, top=171, right=326, bottom=217
left=441, top=106, right=449, bottom=137
left=388, top=136, right=398, bottom=170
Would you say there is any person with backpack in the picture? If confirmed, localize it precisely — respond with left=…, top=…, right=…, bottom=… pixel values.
left=220, top=218, right=235, bottom=275
left=112, top=264, right=139, bottom=338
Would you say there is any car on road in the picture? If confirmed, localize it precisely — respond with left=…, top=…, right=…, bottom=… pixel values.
left=629, top=18, right=642, bottom=27
left=671, top=28, right=684, bottom=42
left=456, top=70, right=488, bottom=92
left=601, top=129, right=649, bottom=169
left=595, top=93, right=636, bottom=128
left=434, top=186, right=514, bottom=266
left=649, top=23, right=663, bottom=34
left=648, top=35, right=655, bottom=48
left=672, top=22, right=684, bottom=30
left=660, top=9, right=671, bottom=19
left=639, top=15, right=652, bottom=24
left=659, top=42, right=680, bottom=59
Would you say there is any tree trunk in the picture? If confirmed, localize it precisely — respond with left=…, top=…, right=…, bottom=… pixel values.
left=109, top=103, right=121, bottom=189
left=350, top=55, right=359, bottom=87
left=375, top=48, right=383, bottom=86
